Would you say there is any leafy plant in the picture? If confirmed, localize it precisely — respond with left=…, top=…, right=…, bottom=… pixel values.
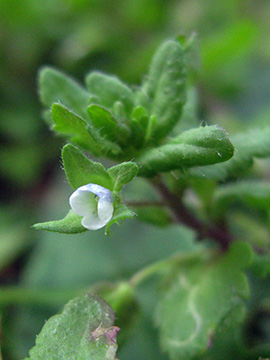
left=14, top=37, right=270, bottom=359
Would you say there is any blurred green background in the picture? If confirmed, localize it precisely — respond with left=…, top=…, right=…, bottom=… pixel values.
left=1, top=1, right=270, bottom=359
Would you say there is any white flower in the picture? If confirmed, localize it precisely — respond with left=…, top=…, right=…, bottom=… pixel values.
left=69, top=183, right=114, bottom=230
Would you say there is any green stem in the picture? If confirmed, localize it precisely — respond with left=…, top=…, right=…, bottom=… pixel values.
left=0, top=287, right=80, bottom=307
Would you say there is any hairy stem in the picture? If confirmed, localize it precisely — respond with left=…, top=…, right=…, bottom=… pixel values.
left=154, top=180, right=232, bottom=250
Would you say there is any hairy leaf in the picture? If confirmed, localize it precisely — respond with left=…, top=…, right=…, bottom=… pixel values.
left=33, top=210, right=86, bottom=234
left=51, top=103, right=98, bottom=153
left=108, top=162, right=139, bottom=192
left=139, top=40, right=186, bottom=140
left=156, top=242, right=252, bottom=359
left=137, top=125, right=234, bottom=177
left=62, top=144, right=113, bottom=190
left=24, top=294, right=118, bottom=360
left=86, top=71, right=134, bottom=115
left=188, top=126, right=270, bottom=180
left=39, top=67, right=89, bottom=118
left=87, top=104, right=119, bottom=142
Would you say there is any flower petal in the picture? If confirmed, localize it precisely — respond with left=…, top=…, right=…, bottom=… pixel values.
left=81, top=214, right=107, bottom=230
left=98, top=199, right=114, bottom=222
left=83, top=183, right=113, bottom=202
left=69, top=188, right=96, bottom=216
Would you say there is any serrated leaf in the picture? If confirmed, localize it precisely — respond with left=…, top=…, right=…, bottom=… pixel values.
left=33, top=210, right=86, bottom=234
left=137, top=125, right=234, bottom=177
left=156, top=242, right=252, bottom=360
left=108, top=162, right=139, bottom=192
left=140, top=40, right=186, bottom=140
left=51, top=103, right=99, bottom=154
left=212, top=180, right=270, bottom=217
left=24, top=294, right=118, bottom=360
left=105, top=204, right=134, bottom=235
left=85, top=71, right=134, bottom=115
left=62, top=144, right=113, bottom=190
left=39, top=67, right=90, bottom=118
left=188, top=126, right=270, bottom=181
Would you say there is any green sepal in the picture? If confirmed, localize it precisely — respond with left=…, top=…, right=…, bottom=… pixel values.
left=140, top=40, right=186, bottom=141
left=51, top=103, right=99, bottom=154
left=32, top=210, right=86, bottom=234
left=105, top=204, right=135, bottom=236
left=62, top=144, right=113, bottom=190
left=38, top=67, right=89, bottom=118
left=155, top=242, right=252, bottom=360
left=85, top=71, right=134, bottom=115
left=24, top=294, right=118, bottom=360
left=137, top=125, right=234, bottom=177
left=108, top=162, right=139, bottom=192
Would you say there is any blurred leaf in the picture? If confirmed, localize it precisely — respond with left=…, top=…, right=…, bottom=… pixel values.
left=188, top=126, right=270, bottom=180
left=108, top=162, right=138, bottom=192
left=25, top=294, right=118, bottom=360
left=212, top=180, right=270, bottom=216
left=0, top=225, right=31, bottom=271
left=62, top=144, right=113, bottom=190
left=39, top=67, right=90, bottom=118
left=105, top=204, right=134, bottom=236
left=134, top=206, right=172, bottom=227
left=51, top=103, right=98, bottom=153
left=33, top=210, right=86, bottom=234
left=202, top=20, right=258, bottom=74
left=138, top=40, right=186, bottom=140
left=86, top=71, right=134, bottom=115
left=137, top=125, right=234, bottom=176
left=156, top=242, right=252, bottom=359
left=249, top=253, right=270, bottom=278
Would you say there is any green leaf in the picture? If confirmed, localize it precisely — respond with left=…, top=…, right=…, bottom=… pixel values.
left=140, top=40, right=186, bottom=140
left=85, top=71, right=134, bottom=115
left=188, top=126, right=270, bottom=181
left=24, top=294, right=118, bottom=360
left=202, top=20, right=258, bottom=74
left=212, top=180, right=270, bottom=217
left=105, top=204, right=134, bottom=236
left=51, top=103, right=99, bottom=153
left=33, top=210, right=86, bottom=234
left=62, top=144, right=113, bottom=190
left=108, top=162, right=139, bottom=192
left=92, top=282, right=139, bottom=345
left=137, top=125, right=234, bottom=177
left=39, top=67, right=90, bottom=118
left=129, top=106, right=149, bottom=148
left=249, top=253, right=270, bottom=278
left=87, top=104, right=120, bottom=143
left=134, top=206, right=172, bottom=227
left=155, top=242, right=252, bottom=360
